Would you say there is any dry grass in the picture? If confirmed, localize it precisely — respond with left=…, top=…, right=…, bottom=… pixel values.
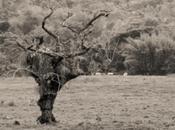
left=0, top=76, right=175, bottom=130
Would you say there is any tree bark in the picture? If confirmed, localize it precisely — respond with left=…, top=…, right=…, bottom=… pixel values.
left=36, top=74, right=59, bottom=124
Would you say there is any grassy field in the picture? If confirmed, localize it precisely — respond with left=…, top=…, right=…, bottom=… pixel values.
left=0, top=76, right=175, bottom=130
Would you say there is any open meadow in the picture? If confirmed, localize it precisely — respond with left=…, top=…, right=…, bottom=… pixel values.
left=0, top=76, right=175, bottom=130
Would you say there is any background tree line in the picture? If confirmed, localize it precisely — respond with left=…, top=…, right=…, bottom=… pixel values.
left=1, top=0, right=175, bottom=76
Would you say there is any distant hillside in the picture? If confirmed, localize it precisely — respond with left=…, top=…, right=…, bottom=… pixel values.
left=1, top=0, right=175, bottom=76
left=1, top=0, right=175, bottom=35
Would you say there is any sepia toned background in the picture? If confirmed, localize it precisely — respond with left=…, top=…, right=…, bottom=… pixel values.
left=1, top=0, right=175, bottom=129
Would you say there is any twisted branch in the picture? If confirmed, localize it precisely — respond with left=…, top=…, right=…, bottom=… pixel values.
left=79, top=10, right=110, bottom=33
left=42, top=8, right=59, bottom=44
left=16, top=9, right=110, bottom=62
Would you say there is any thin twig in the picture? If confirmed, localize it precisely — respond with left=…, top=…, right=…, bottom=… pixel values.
left=9, top=67, right=39, bottom=79
left=65, top=47, right=91, bottom=58
left=79, top=10, right=110, bottom=33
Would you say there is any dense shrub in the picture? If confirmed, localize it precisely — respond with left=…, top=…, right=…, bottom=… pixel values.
left=122, top=33, right=175, bottom=75
left=0, top=21, right=10, bottom=33
left=0, top=32, right=22, bottom=76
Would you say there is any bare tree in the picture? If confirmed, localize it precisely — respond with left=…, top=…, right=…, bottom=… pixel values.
left=16, top=8, right=109, bottom=124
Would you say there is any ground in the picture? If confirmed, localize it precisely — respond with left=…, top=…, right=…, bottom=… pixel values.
left=0, top=76, right=175, bottom=130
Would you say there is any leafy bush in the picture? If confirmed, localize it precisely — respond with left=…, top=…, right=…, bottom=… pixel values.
left=122, top=33, right=175, bottom=75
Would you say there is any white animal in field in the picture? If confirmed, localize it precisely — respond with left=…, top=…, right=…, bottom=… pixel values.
left=123, top=72, right=128, bottom=76
left=95, top=72, right=102, bottom=75
left=107, top=72, right=114, bottom=75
